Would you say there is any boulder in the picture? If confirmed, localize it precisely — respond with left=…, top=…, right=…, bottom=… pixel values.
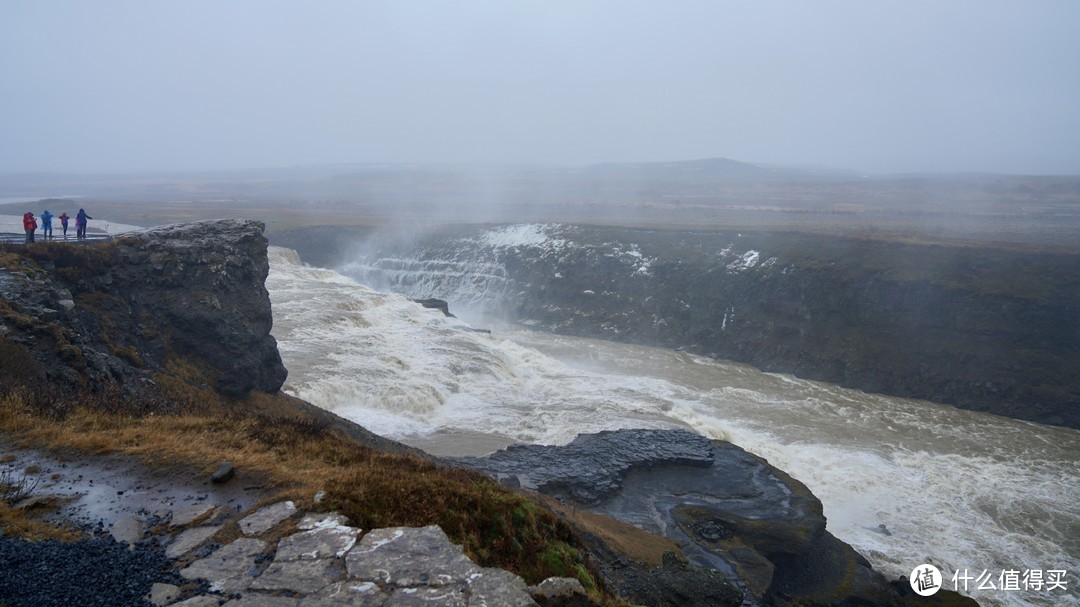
left=412, top=298, right=455, bottom=318
left=210, top=461, right=235, bottom=484
left=454, top=428, right=909, bottom=606
left=528, top=577, right=594, bottom=607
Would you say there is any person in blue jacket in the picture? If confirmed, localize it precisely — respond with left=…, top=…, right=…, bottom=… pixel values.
left=76, top=208, right=92, bottom=239
left=40, top=209, right=54, bottom=239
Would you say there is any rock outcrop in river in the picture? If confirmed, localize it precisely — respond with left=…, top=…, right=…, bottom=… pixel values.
left=453, top=428, right=982, bottom=606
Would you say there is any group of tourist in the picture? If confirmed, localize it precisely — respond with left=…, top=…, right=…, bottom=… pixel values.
left=21, top=208, right=91, bottom=243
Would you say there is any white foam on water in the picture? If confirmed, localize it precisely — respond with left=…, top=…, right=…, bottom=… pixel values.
left=267, top=246, right=1079, bottom=607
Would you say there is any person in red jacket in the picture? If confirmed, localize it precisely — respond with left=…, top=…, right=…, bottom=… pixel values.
left=22, top=212, right=37, bottom=244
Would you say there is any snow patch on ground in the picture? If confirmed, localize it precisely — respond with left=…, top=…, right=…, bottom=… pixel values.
left=727, top=250, right=760, bottom=272
left=476, top=224, right=565, bottom=251
left=604, top=241, right=655, bottom=276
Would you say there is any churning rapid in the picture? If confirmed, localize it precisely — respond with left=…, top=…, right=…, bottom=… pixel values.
left=265, top=245, right=1079, bottom=607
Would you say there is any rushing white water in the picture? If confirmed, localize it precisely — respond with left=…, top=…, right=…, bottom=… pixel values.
left=267, top=246, right=1079, bottom=607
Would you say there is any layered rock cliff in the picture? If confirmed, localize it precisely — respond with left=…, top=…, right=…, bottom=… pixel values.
left=280, top=223, right=1079, bottom=428
left=511, top=229, right=1080, bottom=429
left=0, top=219, right=287, bottom=399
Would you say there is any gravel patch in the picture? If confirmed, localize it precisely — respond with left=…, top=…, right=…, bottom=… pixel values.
left=0, top=534, right=183, bottom=607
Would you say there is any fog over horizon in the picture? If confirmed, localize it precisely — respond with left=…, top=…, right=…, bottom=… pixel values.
left=2, top=1, right=1079, bottom=176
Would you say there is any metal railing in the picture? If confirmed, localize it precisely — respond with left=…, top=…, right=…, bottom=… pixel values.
left=0, top=231, right=113, bottom=244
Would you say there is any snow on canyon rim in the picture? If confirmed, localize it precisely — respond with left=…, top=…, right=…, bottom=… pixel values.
left=266, top=243, right=1079, bottom=607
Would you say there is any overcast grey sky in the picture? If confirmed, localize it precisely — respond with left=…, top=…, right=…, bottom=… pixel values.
left=2, top=1, right=1078, bottom=174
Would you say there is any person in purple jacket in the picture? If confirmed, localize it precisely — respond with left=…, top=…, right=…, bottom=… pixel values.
left=75, top=208, right=92, bottom=240
left=58, top=211, right=70, bottom=238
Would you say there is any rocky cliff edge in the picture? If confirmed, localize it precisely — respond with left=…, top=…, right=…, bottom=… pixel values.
left=0, top=219, right=287, bottom=399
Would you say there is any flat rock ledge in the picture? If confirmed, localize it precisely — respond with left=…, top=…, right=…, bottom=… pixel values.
left=140, top=502, right=594, bottom=607
left=452, top=429, right=981, bottom=607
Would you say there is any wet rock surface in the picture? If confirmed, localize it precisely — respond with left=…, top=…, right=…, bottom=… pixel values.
left=0, top=494, right=587, bottom=607
left=602, top=549, right=745, bottom=607
left=454, top=428, right=961, bottom=607
left=0, top=433, right=979, bottom=607
left=0, top=444, right=596, bottom=607
left=455, top=428, right=715, bottom=505
left=0, top=441, right=261, bottom=532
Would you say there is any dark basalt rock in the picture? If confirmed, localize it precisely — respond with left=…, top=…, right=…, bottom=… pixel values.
left=456, top=428, right=715, bottom=505
left=112, top=220, right=288, bottom=396
left=210, top=461, right=235, bottom=484
left=523, top=232, right=1080, bottom=429
left=889, top=576, right=981, bottom=606
left=412, top=297, right=456, bottom=317
left=454, top=429, right=975, bottom=607
left=599, top=549, right=744, bottom=607
left=0, top=219, right=287, bottom=398
left=291, top=224, right=1079, bottom=429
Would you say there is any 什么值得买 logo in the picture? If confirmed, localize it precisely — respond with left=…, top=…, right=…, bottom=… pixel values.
left=908, top=564, right=1070, bottom=595
left=910, top=563, right=942, bottom=596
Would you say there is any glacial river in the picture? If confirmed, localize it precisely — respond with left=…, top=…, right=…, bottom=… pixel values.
left=266, top=246, right=1079, bottom=607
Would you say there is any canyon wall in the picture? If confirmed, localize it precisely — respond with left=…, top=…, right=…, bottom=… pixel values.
left=275, top=223, right=1079, bottom=429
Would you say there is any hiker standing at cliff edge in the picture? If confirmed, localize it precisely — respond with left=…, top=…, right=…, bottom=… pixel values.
left=75, top=208, right=92, bottom=240
left=58, top=211, right=70, bottom=239
left=22, top=212, right=37, bottom=244
left=40, top=209, right=54, bottom=240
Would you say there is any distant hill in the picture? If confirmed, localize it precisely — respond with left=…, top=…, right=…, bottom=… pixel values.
left=575, top=157, right=856, bottom=183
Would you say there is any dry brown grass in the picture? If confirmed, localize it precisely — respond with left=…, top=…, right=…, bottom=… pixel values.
left=0, top=389, right=347, bottom=542
left=0, top=389, right=615, bottom=600
left=1, top=239, right=120, bottom=284
left=1, top=392, right=345, bottom=498
left=0, top=500, right=82, bottom=542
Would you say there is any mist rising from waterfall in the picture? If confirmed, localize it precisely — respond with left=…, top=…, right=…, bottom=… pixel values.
left=267, top=245, right=1079, bottom=607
